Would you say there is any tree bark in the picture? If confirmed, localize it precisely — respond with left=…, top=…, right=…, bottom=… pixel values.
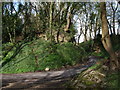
left=111, top=3, right=118, bottom=35
left=49, top=2, right=53, bottom=42
left=64, top=11, right=71, bottom=32
left=107, top=19, right=113, bottom=34
left=100, top=2, right=119, bottom=70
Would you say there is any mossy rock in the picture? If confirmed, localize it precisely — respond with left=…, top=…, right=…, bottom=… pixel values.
left=72, top=69, right=106, bottom=88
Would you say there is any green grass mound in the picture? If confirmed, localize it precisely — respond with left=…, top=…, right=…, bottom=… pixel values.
left=1, top=39, right=91, bottom=74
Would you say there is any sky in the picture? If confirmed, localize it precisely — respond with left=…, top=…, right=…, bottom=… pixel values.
left=12, top=1, right=120, bottom=43
left=74, top=1, right=120, bottom=43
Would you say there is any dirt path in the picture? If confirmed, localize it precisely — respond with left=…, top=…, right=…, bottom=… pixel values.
left=1, top=67, right=88, bottom=89
left=1, top=56, right=103, bottom=89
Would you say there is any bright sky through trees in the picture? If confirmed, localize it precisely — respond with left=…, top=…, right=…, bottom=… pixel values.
left=11, top=1, right=120, bottom=43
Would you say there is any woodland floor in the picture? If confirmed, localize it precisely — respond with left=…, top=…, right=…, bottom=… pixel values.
left=1, top=56, right=103, bottom=89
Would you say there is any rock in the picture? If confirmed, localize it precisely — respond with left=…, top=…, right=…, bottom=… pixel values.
left=45, top=67, right=49, bottom=71
left=72, top=68, right=106, bottom=88
left=101, top=65, right=109, bottom=71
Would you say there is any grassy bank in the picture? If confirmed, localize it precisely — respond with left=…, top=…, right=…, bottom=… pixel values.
left=1, top=35, right=119, bottom=74
left=1, top=39, right=92, bottom=73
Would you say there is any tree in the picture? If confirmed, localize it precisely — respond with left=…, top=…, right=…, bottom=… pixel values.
left=49, top=2, right=53, bottom=42
left=110, top=2, right=118, bottom=35
left=2, top=2, right=24, bottom=43
left=100, top=2, right=119, bottom=70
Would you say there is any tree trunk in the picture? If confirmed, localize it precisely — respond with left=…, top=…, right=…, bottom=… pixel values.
left=7, top=27, right=13, bottom=43
left=84, top=25, right=88, bottom=42
left=111, top=3, right=118, bottom=35
left=56, top=29, right=60, bottom=43
left=90, top=23, right=92, bottom=40
left=84, top=4, right=88, bottom=42
left=49, top=2, right=53, bottom=42
left=100, top=2, right=119, bottom=70
left=112, top=8, right=116, bottom=35
left=64, top=12, right=71, bottom=32
left=107, top=19, right=113, bottom=34
left=94, top=17, right=98, bottom=38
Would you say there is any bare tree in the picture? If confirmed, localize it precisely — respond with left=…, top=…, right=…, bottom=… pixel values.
left=49, top=2, right=53, bottom=42
left=100, top=2, right=119, bottom=70
left=110, top=2, right=118, bottom=35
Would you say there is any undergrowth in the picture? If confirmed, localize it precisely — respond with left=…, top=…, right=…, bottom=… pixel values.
left=1, top=35, right=120, bottom=74
left=1, top=39, right=91, bottom=73
left=105, top=72, right=120, bottom=89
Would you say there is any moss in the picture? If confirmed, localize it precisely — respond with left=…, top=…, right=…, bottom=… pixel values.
left=105, top=72, right=120, bottom=88
left=81, top=77, right=95, bottom=86
left=70, top=66, right=106, bottom=88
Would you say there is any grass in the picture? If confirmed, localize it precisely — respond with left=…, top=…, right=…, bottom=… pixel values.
left=65, top=34, right=120, bottom=89
left=1, top=39, right=91, bottom=74
left=1, top=35, right=120, bottom=75
left=106, top=72, right=120, bottom=89
left=89, top=63, right=101, bottom=70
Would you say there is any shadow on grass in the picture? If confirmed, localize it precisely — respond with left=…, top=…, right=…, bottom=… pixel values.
left=1, top=40, right=29, bottom=68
